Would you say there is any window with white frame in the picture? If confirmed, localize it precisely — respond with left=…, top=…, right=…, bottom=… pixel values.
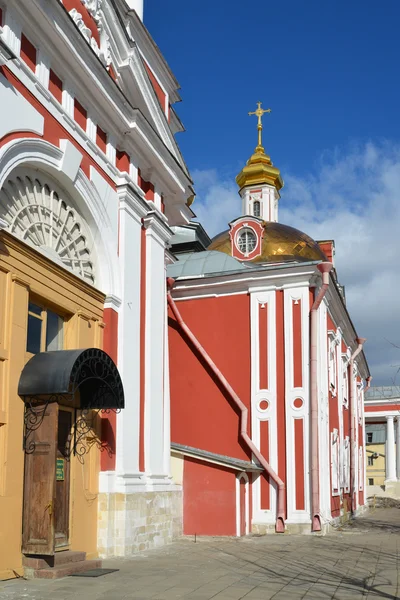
left=328, top=336, right=337, bottom=395
left=368, top=455, right=373, bottom=466
left=357, top=382, right=364, bottom=424
left=359, top=446, right=364, bottom=491
left=331, top=429, right=340, bottom=494
left=342, top=357, right=349, bottom=407
left=343, top=436, right=350, bottom=492
left=237, top=228, right=257, bottom=255
left=253, top=200, right=261, bottom=217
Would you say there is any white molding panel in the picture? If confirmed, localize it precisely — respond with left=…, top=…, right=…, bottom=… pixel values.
left=250, top=289, right=277, bottom=525
left=284, top=286, right=311, bottom=523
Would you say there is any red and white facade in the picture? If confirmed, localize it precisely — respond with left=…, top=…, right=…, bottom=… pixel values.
left=0, top=0, right=194, bottom=555
left=168, top=149, right=371, bottom=535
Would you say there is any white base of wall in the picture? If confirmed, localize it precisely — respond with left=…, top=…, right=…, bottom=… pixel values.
left=99, top=470, right=180, bottom=494
left=98, top=489, right=183, bottom=557
left=368, top=481, right=400, bottom=499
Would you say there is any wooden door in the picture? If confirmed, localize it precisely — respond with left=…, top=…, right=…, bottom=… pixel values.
left=54, top=409, right=71, bottom=549
left=22, top=402, right=58, bottom=556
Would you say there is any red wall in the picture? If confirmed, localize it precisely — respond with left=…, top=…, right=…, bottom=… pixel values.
left=169, top=294, right=251, bottom=461
left=183, top=458, right=236, bottom=536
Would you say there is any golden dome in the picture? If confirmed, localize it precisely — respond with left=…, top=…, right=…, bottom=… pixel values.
left=208, top=222, right=327, bottom=264
left=235, top=146, right=284, bottom=192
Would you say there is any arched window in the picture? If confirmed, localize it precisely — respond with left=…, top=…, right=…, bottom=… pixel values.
left=237, top=229, right=257, bottom=254
left=253, top=200, right=261, bottom=217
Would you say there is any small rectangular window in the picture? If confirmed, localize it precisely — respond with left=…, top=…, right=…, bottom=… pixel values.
left=49, top=69, right=63, bottom=103
left=27, top=313, right=42, bottom=354
left=46, top=310, right=63, bottom=351
left=368, top=456, right=373, bottom=466
left=367, top=432, right=373, bottom=443
left=368, top=478, right=374, bottom=486
left=26, top=301, right=64, bottom=354
left=20, top=33, right=37, bottom=73
left=74, top=99, right=87, bottom=131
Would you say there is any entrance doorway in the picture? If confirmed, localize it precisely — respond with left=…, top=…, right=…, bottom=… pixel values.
left=19, top=348, right=125, bottom=558
left=21, top=404, right=72, bottom=555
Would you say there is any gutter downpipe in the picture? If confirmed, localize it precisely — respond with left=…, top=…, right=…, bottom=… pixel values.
left=167, top=278, right=286, bottom=533
left=349, top=338, right=366, bottom=513
left=310, top=262, right=333, bottom=532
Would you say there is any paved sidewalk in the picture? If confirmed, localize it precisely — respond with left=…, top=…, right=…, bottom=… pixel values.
left=1, top=508, right=400, bottom=600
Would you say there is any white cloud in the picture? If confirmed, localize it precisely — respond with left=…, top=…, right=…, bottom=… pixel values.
left=191, top=142, right=400, bottom=385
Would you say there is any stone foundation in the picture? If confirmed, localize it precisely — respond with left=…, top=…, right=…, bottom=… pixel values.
left=252, top=522, right=313, bottom=535
left=97, top=490, right=182, bottom=557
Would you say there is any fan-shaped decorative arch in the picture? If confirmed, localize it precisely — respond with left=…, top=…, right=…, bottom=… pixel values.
left=0, top=169, right=95, bottom=284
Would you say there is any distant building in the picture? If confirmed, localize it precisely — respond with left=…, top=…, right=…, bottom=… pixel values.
left=365, top=386, right=400, bottom=496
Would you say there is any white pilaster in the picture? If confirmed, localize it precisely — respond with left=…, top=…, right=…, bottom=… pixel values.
left=396, top=419, right=400, bottom=481
left=106, top=135, right=116, bottom=166
left=283, top=284, right=311, bottom=523
left=87, top=116, right=97, bottom=141
left=317, top=299, right=331, bottom=520
left=3, top=10, right=21, bottom=56
left=62, top=86, right=74, bottom=118
left=143, top=211, right=172, bottom=482
left=250, top=288, right=277, bottom=526
left=36, top=50, right=50, bottom=88
left=386, top=415, right=396, bottom=481
left=115, top=183, right=148, bottom=489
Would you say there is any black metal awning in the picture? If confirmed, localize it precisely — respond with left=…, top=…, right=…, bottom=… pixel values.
left=18, top=348, right=124, bottom=410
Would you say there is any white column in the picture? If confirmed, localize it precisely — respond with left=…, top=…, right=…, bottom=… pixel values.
left=396, top=419, right=400, bottom=481
left=143, top=211, right=172, bottom=483
left=114, top=183, right=148, bottom=490
left=386, top=416, right=396, bottom=481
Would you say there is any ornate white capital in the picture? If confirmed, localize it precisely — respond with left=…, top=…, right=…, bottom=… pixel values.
left=118, top=182, right=148, bottom=222
left=142, top=211, right=172, bottom=244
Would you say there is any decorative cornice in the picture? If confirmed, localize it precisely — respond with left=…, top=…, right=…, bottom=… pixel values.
left=69, top=6, right=111, bottom=67
left=142, top=210, right=172, bottom=243
left=8, top=0, right=192, bottom=200
left=104, top=293, right=122, bottom=311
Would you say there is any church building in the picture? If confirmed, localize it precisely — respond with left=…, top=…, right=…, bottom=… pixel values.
left=168, top=103, right=371, bottom=536
left=0, top=0, right=193, bottom=579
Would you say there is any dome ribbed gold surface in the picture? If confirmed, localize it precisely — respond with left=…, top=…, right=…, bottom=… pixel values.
left=208, top=222, right=327, bottom=264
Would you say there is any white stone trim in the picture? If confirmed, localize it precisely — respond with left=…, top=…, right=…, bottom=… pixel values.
left=284, top=285, right=310, bottom=523
left=2, top=7, right=21, bottom=56
left=143, top=211, right=172, bottom=479
left=250, top=289, right=277, bottom=525
left=115, top=183, right=148, bottom=483
left=236, top=472, right=250, bottom=536
left=317, top=299, right=331, bottom=521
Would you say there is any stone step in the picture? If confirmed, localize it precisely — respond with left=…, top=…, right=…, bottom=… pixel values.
left=25, top=558, right=102, bottom=579
left=23, top=550, right=86, bottom=570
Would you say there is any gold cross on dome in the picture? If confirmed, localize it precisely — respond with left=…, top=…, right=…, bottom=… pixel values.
left=248, top=101, right=271, bottom=148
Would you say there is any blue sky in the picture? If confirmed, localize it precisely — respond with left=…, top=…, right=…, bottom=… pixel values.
left=147, top=1, right=400, bottom=386
left=147, top=0, right=400, bottom=180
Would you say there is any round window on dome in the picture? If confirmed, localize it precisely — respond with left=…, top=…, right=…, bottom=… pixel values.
left=237, top=228, right=257, bottom=254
